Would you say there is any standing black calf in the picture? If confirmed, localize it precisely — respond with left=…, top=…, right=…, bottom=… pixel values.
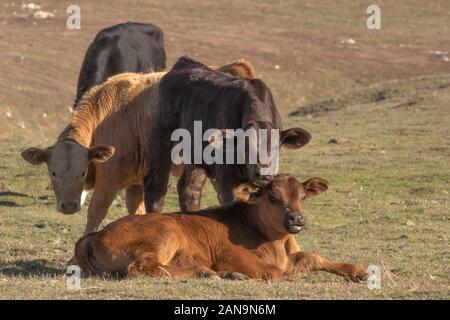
left=144, top=56, right=311, bottom=213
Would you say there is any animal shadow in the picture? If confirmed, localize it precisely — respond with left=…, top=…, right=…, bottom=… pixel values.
left=0, top=190, right=30, bottom=207
left=0, top=259, right=63, bottom=278
left=0, top=191, right=30, bottom=197
left=0, top=200, right=23, bottom=207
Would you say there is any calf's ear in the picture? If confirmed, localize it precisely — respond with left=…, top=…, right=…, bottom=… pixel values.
left=234, top=183, right=262, bottom=204
left=21, top=147, right=49, bottom=165
left=302, top=177, right=330, bottom=198
left=89, top=144, right=115, bottom=162
left=280, top=127, right=311, bottom=149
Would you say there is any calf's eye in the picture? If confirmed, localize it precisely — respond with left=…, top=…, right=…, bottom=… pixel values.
left=51, top=171, right=56, bottom=178
left=269, top=195, right=277, bottom=203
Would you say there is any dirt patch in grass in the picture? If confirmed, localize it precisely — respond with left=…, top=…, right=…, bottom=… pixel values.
left=1, top=0, right=450, bottom=142
left=289, top=74, right=450, bottom=117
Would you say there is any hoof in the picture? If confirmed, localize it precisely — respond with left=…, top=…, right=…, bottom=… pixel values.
left=221, top=272, right=249, bottom=281
left=208, top=275, right=222, bottom=281
left=344, top=268, right=369, bottom=283
left=198, top=271, right=221, bottom=280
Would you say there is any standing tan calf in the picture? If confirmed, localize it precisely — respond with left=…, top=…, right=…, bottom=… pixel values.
left=76, top=174, right=368, bottom=282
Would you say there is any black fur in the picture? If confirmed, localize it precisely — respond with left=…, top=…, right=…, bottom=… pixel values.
left=144, top=57, right=311, bottom=213
left=75, top=22, right=166, bottom=106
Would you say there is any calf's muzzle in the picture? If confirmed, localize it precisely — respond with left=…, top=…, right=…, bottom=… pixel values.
left=58, top=201, right=80, bottom=214
left=252, top=171, right=274, bottom=187
left=285, top=212, right=306, bottom=234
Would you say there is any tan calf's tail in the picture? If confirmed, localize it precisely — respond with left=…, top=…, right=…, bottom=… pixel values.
left=75, top=234, right=104, bottom=275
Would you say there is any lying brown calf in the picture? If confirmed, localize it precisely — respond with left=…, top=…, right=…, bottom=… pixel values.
left=75, top=174, right=368, bottom=282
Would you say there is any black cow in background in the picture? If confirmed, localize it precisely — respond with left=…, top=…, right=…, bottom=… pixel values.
left=74, top=21, right=166, bottom=106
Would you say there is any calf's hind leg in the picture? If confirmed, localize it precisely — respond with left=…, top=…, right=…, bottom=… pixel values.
left=177, top=165, right=207, bottom=211
left=127, top=253, right=217, bottom=278
left=215, top=249, right=283, bottom=281
left=288, top=252, right=368, bottom=282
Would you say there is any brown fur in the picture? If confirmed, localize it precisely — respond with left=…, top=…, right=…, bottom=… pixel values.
left=211, top=59, right=256, bottom=79
left=75, top=174, right=368, bottom=282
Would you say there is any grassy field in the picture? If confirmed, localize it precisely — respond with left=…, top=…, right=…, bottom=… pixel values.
left=0, top=0, right=449, bottom=299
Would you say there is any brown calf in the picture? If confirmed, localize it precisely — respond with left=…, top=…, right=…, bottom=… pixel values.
left=75, top=174, right=368, bottom=282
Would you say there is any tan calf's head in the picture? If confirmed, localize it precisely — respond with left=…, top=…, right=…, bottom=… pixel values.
left=234, top=174, right=329, bottom=235
left=21, top=141, right=114, bottom=214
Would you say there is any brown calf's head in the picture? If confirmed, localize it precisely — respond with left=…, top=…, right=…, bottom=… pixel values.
left=234, top=174, right=329, bottom=235
left=21, top=141, right=114, bottom=214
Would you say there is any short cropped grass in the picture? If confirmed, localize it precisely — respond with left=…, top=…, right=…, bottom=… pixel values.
left=0, top=0, right=449, bottom=299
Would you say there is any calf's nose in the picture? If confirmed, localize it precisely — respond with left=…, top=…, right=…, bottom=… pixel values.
left=288, top=212, right=306, bottom=226
left=61, top=201, right=79, bottom=212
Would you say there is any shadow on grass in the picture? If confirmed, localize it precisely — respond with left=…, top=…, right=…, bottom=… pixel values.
left=0, top=190, right=31, bottom=207
left=0, top=259, right=62, bottom=277
left=0, top=200, right=23, bottom=207
left=0, top=191, right=30, bottom=197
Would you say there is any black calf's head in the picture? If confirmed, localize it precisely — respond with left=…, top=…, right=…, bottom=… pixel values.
left=208, top=123, right=311, bottom=187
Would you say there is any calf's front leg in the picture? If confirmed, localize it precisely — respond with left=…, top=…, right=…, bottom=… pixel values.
left=285, top=235, right=301, bottom=254
left=125, top=185, right=146, bottom=215
left=144, top=127, right=173, bottom=213
left=287, top=252, right=368, bottom=282
left=84, top=187, right=118, bottom=235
